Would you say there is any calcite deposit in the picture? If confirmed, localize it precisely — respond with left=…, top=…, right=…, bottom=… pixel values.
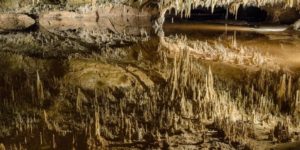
left=1, top=0, right=300, bottom=150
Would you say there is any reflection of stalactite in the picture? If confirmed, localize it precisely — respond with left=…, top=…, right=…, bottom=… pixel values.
left=232, top=31, right=237, bottom=48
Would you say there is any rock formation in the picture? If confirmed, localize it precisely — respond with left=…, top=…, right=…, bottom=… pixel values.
left=0, top=0, right=300, bottom=150
left=0, top=13, right=35, bottom=32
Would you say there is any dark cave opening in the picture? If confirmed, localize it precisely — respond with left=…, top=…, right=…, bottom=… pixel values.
left=166, top=6, right=269, bottom=25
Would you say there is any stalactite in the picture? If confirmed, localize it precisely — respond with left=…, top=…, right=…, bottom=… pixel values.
left=211, top=0, right=218, bottom=13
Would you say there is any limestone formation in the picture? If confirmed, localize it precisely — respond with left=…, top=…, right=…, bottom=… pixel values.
left=0, top=13, right=35, bottom=32
left=1, top=0, right=300, bottom=150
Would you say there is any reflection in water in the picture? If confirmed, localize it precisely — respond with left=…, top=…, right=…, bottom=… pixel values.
left=40, top=11, right=153, bottom=36
left=1, top=21, right=300, bottom=149
left=164, top=22, right=289, bottom=32
left=164, top=22, right=300, bottom=71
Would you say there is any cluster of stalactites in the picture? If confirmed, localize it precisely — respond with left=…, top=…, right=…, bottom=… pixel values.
left=158, top=0, right=299, bottom=18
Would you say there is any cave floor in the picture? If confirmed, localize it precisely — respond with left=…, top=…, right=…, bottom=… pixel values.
left=0, top=19, right=300, bottom=150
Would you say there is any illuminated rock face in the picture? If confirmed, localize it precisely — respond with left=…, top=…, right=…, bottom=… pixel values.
left=39, top=5, right=156, bottom=36
left=0, top=14, right=35, bottom=32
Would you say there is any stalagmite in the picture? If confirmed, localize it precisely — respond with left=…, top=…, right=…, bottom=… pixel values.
left=180, top=91, right=187, bottom=116
left=287, top=0, right=294, bottom=7
left=233, top=31, right=237, bottom=48
left=295, top=90, right=300, bottom=115
left=137, top=127, right=144, bottom=141
left=277, top=74, right=287, bottom=102
left=1, top=0, right=300, bottom=149
left=40, top=132, right=43, bottom=145
left=95, top=110, right=101, bottom=139
left=287, top=76, right=292, bottom=98
left=52, top=134, right=56, bottom=149
left=11, top=88, right=15, bottom=102
left=36, top=71, right=44, bottom=102
left=204, top=67, right=216, bottom=100
left=0, top=143, right=5, bottom=150
left=170, top=55, right=177, bottom=101
left=76, top=88, right=87, bottom=112
left=44, top=110, right=51, bottom=130
left=128, top=118, right=132, bottom=142
left=92, top=0, right=96, bottom=11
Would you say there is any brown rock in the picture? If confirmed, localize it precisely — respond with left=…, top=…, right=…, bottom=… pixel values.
left=0, top=13, right=35, bottom=32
